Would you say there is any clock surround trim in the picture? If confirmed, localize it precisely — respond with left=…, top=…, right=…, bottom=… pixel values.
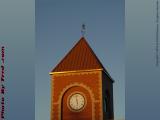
left=67, top=91, right=87, bottom=112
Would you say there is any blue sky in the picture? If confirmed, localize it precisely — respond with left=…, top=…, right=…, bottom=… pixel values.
left=36, top=0, right=125, bottom=120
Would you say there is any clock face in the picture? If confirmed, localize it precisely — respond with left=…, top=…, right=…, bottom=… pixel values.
left=68, top=93, right=86, bottom=111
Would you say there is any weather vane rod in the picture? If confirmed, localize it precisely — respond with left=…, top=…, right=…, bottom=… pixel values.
left=81, top=24, right=86, bottom=37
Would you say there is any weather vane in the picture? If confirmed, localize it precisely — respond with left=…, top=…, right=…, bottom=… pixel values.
left=81, top=24, right=86, bottom=37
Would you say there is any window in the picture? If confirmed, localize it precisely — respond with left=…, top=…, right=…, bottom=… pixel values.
left=104, top=90, right=110, bottom=113
left=104, top=97, right=107, bottom=112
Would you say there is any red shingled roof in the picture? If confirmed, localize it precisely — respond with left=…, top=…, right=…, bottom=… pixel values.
left=52, top=37, right=109, bottom=74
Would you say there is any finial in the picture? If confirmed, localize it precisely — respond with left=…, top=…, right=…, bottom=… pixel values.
left=81, top=23, right=86, bottom=37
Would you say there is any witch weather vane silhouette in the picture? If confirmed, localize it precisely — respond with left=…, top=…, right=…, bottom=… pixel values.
left=81, top=24, right=86, bottom=37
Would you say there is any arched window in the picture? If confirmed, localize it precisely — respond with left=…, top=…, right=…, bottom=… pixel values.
left=104, top=97, right=107, bottom=112
left=104, top=90, right=110, bottom=113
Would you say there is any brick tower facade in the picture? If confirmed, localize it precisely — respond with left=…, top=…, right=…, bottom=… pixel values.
left=50, top=37, right=114, bottom=120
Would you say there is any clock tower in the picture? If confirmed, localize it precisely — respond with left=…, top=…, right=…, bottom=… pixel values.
left=50, top=37, right=114, bottom=120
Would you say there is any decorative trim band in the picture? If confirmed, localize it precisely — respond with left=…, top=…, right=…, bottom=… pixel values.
left=49, top=69, right=103, bottom=75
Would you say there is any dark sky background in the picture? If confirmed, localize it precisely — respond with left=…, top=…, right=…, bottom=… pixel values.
left=36, top=0, right=125, bottom=120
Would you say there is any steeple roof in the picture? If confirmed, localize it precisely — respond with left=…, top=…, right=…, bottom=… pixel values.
left=52, top=37, right=113, bottom=81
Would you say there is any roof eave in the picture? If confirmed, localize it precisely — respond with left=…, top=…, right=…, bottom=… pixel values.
left=49, top=68, right=103, bottom=75
left=102, top=69, right=115, bottom=83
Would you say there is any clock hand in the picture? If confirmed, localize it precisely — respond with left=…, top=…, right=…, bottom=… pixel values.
left=76, top=96, right=78, bottom=107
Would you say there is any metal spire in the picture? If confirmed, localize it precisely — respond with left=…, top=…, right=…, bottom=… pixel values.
left=81, top=24, right=86, bottom=37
